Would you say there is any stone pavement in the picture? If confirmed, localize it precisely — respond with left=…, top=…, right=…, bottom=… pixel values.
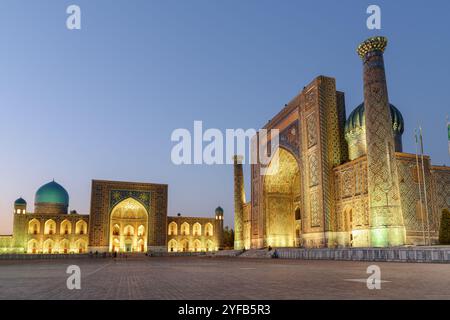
left=0, top=256, right=449, bottom=299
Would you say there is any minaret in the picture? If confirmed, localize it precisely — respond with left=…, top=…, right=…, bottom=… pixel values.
left=233, top=155, right=245, bottom=250
left=215, top=207, right=224, bottom=249
left=357, top=36, right=406, bottom=246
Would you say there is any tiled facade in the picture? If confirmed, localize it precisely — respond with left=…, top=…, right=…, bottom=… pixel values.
left=1, top=180, right=224, bottom=254
left=234, top=37, right=450, bottom=249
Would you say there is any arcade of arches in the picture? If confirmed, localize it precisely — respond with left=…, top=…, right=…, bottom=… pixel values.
left=1, top=180, right=225, bottom=254
left=166, top=220, right=217, bottom=252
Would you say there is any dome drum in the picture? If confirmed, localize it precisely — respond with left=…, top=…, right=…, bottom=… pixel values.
left=34, top=202, right=68, bottom=215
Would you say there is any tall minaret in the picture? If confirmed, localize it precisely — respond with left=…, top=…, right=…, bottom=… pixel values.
left=357, top=36, right=406, bottom=247
left=233, top=155, right=245, bottom=250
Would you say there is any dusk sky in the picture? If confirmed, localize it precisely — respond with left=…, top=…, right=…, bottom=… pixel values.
left=1, top=0, right=449, bottom=234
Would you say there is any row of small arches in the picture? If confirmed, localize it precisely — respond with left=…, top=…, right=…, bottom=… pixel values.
left=28, top=219, right=88, bottom=235
left=168, top=239, right=215, bottom=252
left=168, top=222, right=213, bottom=236
left=111, top=224, right=145, bottom=237
left=27, top=238, right=87, bottom=254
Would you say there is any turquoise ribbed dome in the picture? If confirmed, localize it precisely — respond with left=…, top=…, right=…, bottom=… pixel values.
left=345, top=103, right=404, bottom=135
left=14, top=198, right=26, bottom=205
left=35, top=181, right=69, bottom=206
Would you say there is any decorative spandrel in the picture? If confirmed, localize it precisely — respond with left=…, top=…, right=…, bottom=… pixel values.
left=110, top=190, right=151, bottom=212
left=279, top=120, right=300, bottom=158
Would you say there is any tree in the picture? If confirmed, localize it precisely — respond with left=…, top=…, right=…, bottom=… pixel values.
left=439, top=209, right=450, bottom=245
left=223, top=226, right=235, bottom=249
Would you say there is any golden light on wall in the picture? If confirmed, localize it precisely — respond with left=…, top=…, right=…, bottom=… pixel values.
left=109, top=197, right=148, bottom=253
left=264, top=147, right=300, bottom=248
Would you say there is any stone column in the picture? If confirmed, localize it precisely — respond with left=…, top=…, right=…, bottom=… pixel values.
left=357, top=36, right=405, bottom=247
left=233, top=155, right=245, bottom=250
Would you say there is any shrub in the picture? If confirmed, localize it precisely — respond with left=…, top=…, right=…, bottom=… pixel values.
left=439, top=208, right=450, bottom=245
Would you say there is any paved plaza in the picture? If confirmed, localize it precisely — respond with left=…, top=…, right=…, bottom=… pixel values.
left=0, top=256, right=449, bottom=300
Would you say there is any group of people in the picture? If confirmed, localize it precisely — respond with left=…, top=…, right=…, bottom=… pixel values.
left=88, top=250, right=130, bottom=259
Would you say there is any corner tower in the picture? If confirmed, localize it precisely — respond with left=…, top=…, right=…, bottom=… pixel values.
left=215, top=206, right=224, bottom=249
left=357, top=36, right=406, bottom=246
left=14, top=198, right=27, bottom=214
left=12, top=198, right=28, bottom=252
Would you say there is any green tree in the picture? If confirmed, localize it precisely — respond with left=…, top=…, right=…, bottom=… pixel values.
left=439, top=208, right=450, bottom=245
left=223, top=226, right=235, bottom=249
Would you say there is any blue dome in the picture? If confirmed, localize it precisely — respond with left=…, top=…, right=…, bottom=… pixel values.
left=35, top=181, right=69, bottom=206
left=14, top=197, right=26, bottom=205
left=345, top=103, right=404, bottom=135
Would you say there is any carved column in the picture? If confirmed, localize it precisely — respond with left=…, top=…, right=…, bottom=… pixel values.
left=357, top=36, right=405, bottom=246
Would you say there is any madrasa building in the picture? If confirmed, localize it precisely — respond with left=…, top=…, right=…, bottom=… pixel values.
left=233, top=36, right=450, bottom=249
left=0, top=180, right=224, bottom=254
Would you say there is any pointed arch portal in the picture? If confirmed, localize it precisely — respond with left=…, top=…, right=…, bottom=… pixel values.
left=109, top=197, right=148, bottom=253
left=263, top=147, right=301, bottom=247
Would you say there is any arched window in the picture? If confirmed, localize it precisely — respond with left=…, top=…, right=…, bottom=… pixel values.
left=193, top=239, right=202, bottom=252
left=206, top=240, right=214, bottom=252
left=181, top=239, right=189, bottom=252
left=295, top=207, right=301, bottom=220
left=60, top=239, right=70, bottom=253
left=60, top=220, right=72, bottom=235
left=137, top=239, right=145, bottom=252
left=181, top=222, right=190, bottom=236
left=168, top=239, right=177, bottom=252
left=112, top=224, right=120, bottom=236
left=168, top=222, right=178, bottom=235
left=205, top=223, right=213, bottom=236
left=28, top=219, right=40, bottom=235
left=44, top=219, right=56, bottom=235
left=193, top=223, right=201, bottom=236
left=138, top=225, right=145, bottom=237
left=75, top=239, right=87, bottom=253
left=27, top=239, right=39, bottom=254
left=124, top=225, right=134, bottom=236
left=75, top=220, right=87, bottom=235
left=43, top=239, right=54, bottom=254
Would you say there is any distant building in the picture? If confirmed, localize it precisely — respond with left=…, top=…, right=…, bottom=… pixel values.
left=0, top=180, right=224, bottom=254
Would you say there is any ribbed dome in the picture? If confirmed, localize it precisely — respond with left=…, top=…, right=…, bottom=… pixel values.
left=215, top=206, right=224, bottom=213
left=35, top=181, right=69, bottom=206
left=345, top=103, right=404, bottom=135
left=14, top=197, right=26, bottom=205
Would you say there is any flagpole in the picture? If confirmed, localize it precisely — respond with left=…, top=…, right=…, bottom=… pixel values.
left=414, top=129, right=426, bottom=245
left=447, top=115, right=450, bottom=157
left=419, top=126, right=431, bottom=245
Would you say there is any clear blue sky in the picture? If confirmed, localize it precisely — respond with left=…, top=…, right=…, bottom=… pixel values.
left=1, top=0, right=449, bottom=233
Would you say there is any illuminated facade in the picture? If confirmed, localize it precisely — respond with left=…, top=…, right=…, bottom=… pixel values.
left=0, top=180, right=224, bottom=254
left=234, top=36, right=450, bottom=249
left=1, top=181, right=89, bottom=254
left=167, top=207, right=224, bottom=252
